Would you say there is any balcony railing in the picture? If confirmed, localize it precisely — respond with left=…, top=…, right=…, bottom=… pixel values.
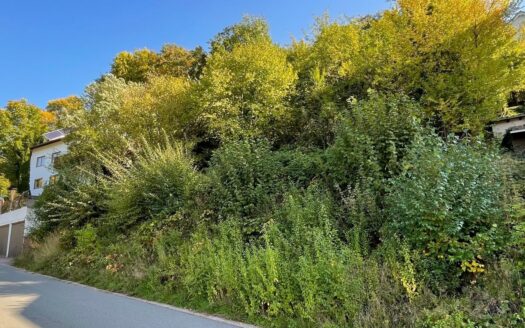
left=0, top=191, right=29, bottom=215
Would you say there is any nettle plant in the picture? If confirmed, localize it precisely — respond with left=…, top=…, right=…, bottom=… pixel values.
left=385, top=133, right=507, bottom=289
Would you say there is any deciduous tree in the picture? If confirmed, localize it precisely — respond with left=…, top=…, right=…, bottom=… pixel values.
left=111, top=45, right=207, bottom=82
left=198, top=18, right=296, bottom=141
left=0, top=100, right=52, bottom=191
left=299, top=0, right=525, bottom=135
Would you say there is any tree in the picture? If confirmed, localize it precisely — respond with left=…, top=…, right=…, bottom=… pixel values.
left=118, top=75, right=196, bottom=142
left=286, top=19, right=368, bottom=146
left=65, top=75, right=137, bottom=164
left=46, top=95, right=83, bottom=128
left=210, top=16, right=271, bottom=53
left=64, top=74, right=196, bottom=169
left=391, top=0, right=525, bottom=133
left=197, top=18, right=296, bottom=141
left=155, top=45, right=195, bottom=78
left=46, top=95, right=83, bottom=114
left=110, top=45, right=207, bottom=82
left=0, top=100, right=52, bottom=191
left=188, top=46, right=207, bottom=80
left=297, top=0, right=525, bottom=135
left=111, top=49, right=158, bottom=82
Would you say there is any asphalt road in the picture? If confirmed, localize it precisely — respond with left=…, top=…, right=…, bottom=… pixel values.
left=0, top=261, right=252, bottom=328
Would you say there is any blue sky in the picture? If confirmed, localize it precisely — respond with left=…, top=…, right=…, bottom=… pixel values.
left=0, top=0, right=391, bottom=108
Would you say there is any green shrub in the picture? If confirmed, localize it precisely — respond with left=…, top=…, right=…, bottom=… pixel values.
left=274, top=148, right=324, bottom=188
left=339, top=180, right=383, bottom=248
left=501, top=154, right=525, bottom=284
left=204, top=140, right=282, bottom=224
left=385, top=133, right=507, bottom=290
left=58, top=229, right=77, bottom=250
left=419, top=311, right=476, bottom=328
left=74, top=224, right=98, bottom=252
left=179, top=187, right=369, bottom=326
left=202, top=140, right=322, bottom=236
left=31, top=168, right=108, bottom=239
left=179, top=220, right=244, bottom=304
left=104, top=141, right=199, bottom=231
left=326, top=92, right=422, bottom=190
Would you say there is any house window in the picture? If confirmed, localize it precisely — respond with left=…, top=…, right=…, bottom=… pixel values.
left=51, top=152, right=61, bottom=166
left=36, top=156, right=45, bottom=167
left=34, top=178, right=44, bottom=189
left=49, top=175, right=58, bottom=185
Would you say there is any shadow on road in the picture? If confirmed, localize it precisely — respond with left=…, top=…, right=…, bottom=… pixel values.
left=0, top=263, right=251, bottom=328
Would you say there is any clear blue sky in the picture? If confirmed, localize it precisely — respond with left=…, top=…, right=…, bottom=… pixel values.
left=0, top=0, right=391, bottom=108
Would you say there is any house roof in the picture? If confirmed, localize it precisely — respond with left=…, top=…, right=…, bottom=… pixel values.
left=490, top=112, right=525, bottom=124
left=30, top=128, right=70, bottom=150
left=30, top=137, right=66, bottom=150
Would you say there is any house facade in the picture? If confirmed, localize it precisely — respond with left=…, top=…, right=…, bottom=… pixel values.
left=29, top=129, right=69, bottom=197
left=0, top=128, right=69, bottom=257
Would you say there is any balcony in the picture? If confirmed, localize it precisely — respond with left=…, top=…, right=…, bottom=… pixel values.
left=0, top=190, right=30, bottom=215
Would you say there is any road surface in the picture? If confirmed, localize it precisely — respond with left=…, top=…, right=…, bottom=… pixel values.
left=0, top=261, right=252, bottom=328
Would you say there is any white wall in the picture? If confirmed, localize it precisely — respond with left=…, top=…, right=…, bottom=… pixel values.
left=0, top=206, right=26, bottom=226
left=29, top=140, right=68, bottom=197
left=0, top=207, right=35, bottom=236
left=492, top=118, right=525, bottom=138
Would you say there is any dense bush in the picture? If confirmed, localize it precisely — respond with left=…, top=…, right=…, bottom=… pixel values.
left=326, top=92, right=422, bottom=190
left=25, top=108, right=525, bottom=327
left=385, top=134, right=507, bottom=290
left=25, top=106, right=525, bottom=327
left=31, top=168, right=108, bottom=239
left=178, top=187, right=371, bottom=326
left=201, top=140, right=322, bottom=235
left=103, top=141, right=199, bottom=231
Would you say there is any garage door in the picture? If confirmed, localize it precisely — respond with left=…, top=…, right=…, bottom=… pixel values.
left=8, top=221, right=25, bottom=257
left=0, top=225, right=8, bottom=257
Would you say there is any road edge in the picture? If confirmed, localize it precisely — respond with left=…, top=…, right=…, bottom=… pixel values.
left=1, top=262, right=257, bottom=328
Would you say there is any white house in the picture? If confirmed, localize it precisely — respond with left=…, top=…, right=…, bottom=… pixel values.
left=29, top=129, right=69, bottom=197
left=0, top=129, right=69, bottom=258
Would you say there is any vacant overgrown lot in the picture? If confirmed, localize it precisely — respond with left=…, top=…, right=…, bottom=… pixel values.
left=17, top=119, right=525, bottom=327
left=14, top=1, right=525, bottom=327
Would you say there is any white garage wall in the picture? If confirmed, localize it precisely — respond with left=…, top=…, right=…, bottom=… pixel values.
left=0, top=207, right=27, bottom=226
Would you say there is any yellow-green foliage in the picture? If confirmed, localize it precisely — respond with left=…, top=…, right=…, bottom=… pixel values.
left=110, top=44, right=201, bottom=82
left=0, top=100, right=52, bottom=191
left=300, top=0, right=525, bottom=134
left=0, top=174, right=9, bottom=197
left=198, top=37, right=296, bottom=140
left=17, top=3, right=525, bottom=327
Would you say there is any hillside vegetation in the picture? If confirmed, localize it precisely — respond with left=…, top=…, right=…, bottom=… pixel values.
left=14, top=1, right=525, bottom=327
